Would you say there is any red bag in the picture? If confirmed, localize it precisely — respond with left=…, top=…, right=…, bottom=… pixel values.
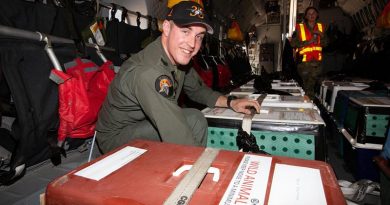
left=217, top=63, right=232, bottom=88
left=192, top=56, right=213, bottom=88
left=50, top=58, right=115, bottom=144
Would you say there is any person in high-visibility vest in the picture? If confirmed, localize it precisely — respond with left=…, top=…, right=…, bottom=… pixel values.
left=290, top=6, right=328, bottom=98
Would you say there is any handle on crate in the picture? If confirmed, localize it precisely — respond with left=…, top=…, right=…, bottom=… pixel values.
left=172, top=164, right=220, bottom=182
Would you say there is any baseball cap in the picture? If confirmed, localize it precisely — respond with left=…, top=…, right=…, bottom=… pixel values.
left=166, top=1, right=214, bottom=34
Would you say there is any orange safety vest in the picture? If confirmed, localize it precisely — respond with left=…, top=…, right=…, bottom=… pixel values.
left=296, top=22, right=323, bottom=62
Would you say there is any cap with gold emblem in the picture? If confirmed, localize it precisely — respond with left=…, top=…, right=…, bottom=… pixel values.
left=166, top=1, right=214, bottom=34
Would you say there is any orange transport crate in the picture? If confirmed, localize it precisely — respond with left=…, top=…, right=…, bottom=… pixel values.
left=45, top=140, right=345, bottom=205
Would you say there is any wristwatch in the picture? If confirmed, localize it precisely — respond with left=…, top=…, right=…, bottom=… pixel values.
left=227, top=95, right=238, bottom=109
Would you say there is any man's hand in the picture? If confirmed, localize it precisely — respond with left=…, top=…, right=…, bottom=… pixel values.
left=230, top=98, right=261, bottom=115
left=215, top=96, right=261, bottom=115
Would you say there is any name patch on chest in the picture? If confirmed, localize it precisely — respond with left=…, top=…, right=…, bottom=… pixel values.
left=155, top=75, right=174, bottom=98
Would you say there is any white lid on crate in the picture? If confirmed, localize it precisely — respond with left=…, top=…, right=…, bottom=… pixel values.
left=349, top=97, right=390, bottom=107
left=202, top=107, right=324, bottom=125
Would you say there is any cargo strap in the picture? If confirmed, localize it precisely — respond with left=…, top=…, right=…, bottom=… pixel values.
left=163, top=148, right=220, bottom=205
left=242, top=94, right=266, bottom=134
left=338, top=179, right=380, bottom=203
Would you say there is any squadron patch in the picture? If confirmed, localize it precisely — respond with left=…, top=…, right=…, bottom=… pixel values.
left=155, top=75, right=174, bottom=98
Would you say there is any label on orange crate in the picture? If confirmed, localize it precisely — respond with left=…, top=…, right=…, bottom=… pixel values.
left=74, top=146, right=147, bottom=181
left=219, top=154, right=272, bottom=205
left=268, top=164, right=326, bottom=205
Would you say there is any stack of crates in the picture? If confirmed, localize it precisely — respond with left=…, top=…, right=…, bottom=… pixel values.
left=317, top=80, right=334, bottom=109
left=342, top=96, right=390, bottom=182
left=230, top=87, right=256, bottom=96
left=230, top=80, right=305, bottom=96
left=202, top=94, right=325, bottom=160
left=230, top=79, right=304, bottom=97
left=334, top=91, right=388, bottom=127
left=271, top=81, right=305, bottom=96
left=323, top=81, right=369, bottom=113
left=332, top=90, right=389, bottom=155
left=344, top=97, right=390, bottom=144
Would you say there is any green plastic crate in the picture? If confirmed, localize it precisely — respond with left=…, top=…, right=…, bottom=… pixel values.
left=344, top=97, right=390, bottom=144
left=207, top=127, right=315, bottom=160
left=365, top=114, right=389, bottom=138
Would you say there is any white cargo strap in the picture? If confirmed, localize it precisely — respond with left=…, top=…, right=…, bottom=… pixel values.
left=338, top=179, right=380, bottom=203
left=164, top=148, right=220, bottom=205
left=242, top=94, right=266, bottom=134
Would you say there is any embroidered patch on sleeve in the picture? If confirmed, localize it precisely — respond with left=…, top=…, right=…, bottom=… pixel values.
left=155, top=75, right=174, bottom=98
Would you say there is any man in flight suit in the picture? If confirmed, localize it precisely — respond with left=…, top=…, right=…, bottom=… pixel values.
left=96, top=1, right=260, bottom=153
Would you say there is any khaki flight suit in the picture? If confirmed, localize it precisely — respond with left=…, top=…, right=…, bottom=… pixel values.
left=96, top=37, right=221, bottom=153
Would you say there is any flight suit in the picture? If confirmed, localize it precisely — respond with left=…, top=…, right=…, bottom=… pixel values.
left=96, top=36, right=221, bottom=153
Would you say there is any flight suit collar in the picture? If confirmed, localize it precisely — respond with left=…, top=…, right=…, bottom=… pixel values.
left=150, top=36, right=177, bottom=73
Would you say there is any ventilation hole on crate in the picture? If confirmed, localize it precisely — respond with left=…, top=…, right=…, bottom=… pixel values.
left=271, top=136, right=276, bottom=141
left=307, top=139, right=312, bottom=144
left=260, top=135, right=265, bottom=140
left=372, top=116, right=377, bottom=120
left=210, top=130, right=215, bottom=135
left=220, top=131, right=224, bottom=136
left=271, top=146, right=276, bottom=151
left=260, top=145, right=265, bottom=150
left=372, top=124, right=377, bottom=128
left=283, top=137, right=288, bottom=142
left=307, top=150, right=312, bottom=155
left=210, top=140, right=215, bottom=144
left=295, top=138, right=300, bottom=143
left=294, top=149, right=300, bottom=154
left=230, top=132, right=235, bottom=137
left=229, top=142, right=234, bottom=147
left=283, top=147, right=288, bottom=152
left=220, top=141, right=224, bottom=145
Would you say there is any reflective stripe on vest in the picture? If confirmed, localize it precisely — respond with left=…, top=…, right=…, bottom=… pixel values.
left=299, top=46, right=322, bottom=54
left=299, top=24, right=306, bottom=41
left=302, top=52, right=322, bottom=62
left=317, top=23, right=323, bottom=32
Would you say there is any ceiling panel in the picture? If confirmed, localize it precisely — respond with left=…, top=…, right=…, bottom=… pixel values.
left=211, top=0, right=268, bottom=32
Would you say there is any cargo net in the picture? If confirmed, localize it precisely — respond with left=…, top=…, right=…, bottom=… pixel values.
left=236, top=127, right=270, bottom=155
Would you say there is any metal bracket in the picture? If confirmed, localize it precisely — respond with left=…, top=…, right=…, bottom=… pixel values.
left=93, top=43, right=107, bottom=63
left=37, top=32, right=62, bottom=71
